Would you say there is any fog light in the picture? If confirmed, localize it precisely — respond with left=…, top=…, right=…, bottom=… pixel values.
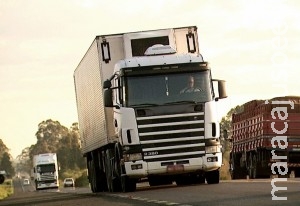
left=207, top=157, right=218, bottom=162
left=131, top=164, right=143, bottom=170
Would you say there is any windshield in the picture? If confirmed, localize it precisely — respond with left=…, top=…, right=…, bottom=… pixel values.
left=125, top=71, right=213, bottom=107
left=37, top=164, right=55, bottom=173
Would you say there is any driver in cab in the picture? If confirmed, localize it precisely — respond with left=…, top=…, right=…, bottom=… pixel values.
left=180, top=76, right=202, bottom=94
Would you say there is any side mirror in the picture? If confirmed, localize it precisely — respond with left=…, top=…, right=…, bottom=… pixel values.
left=103, top=79, right=112, bottom=89
left=212, top=79, right=227, bottom=100
left=104, top=88, right=113, bottom=107
left=217, top=80, right=227, bottom=99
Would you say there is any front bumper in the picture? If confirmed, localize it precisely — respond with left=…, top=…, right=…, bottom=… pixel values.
left=124, top=152, right=222, bottom=177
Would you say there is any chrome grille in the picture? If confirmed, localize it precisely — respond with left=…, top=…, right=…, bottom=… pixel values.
left=137, top=112, right=205, bottom=162
left=40, top=173, right=55, bottom=181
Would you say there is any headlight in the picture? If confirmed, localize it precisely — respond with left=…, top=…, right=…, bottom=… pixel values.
left=205, top=146, right=221, bottom=154
left=123, top=153, right=142, bottom=162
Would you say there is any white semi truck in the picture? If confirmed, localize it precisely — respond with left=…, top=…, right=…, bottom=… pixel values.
left=74, top=26, right=227, bottom=192
left=33, top=153, right=59, bottom=190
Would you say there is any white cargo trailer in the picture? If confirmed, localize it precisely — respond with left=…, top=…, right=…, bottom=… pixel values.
left=74, top=26, right=227, bottom=192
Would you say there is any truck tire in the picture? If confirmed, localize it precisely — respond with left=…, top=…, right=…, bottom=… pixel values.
left=205, top=170, right=220, bottom=184
left=115, top=147, right=136, bottom=192
left=249, top=153, right=257, bottom=179
left=0, top=174, right=5, bottom=184
left=105, top=149, right=122, bottom=192
left=35, top=181, right=39, bottom=190
left=88, top=154, right=107, bottom=193
left=104, top=150, right=113, bottom=192
left=88, top=159, right=98, bottom=192
left=121, top=175, right=136, bottom=192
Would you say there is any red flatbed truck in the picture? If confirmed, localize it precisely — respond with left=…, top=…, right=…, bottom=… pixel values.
left=230, top=96, right=300, bottom=179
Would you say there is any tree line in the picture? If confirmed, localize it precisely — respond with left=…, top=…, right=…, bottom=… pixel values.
left=0, top=139, right=14, bottom=177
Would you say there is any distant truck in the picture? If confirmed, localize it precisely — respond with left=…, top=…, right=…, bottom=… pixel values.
left=230, top=96, right=300, bottom=179
left=33, top=153, right=59, bottom=190
left=74, top=26, right=227, bottom=192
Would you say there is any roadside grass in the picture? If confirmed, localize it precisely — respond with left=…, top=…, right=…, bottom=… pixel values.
left=0, top=179, right=13, bottom=200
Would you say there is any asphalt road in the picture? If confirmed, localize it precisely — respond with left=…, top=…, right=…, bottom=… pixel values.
left=121, top=179, right=300, bottom=206
left=1, top=178, right=299, bottom=206
left=0, top=179, right=154, bottom=206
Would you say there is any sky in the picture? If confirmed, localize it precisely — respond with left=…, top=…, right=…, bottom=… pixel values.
left=0, top=0, right=299, bottom=159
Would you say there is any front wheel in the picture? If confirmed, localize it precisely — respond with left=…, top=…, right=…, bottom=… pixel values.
left=115, top=147, right=136, bottom=192
left=35, top=181, right=40, bottom=191
left=121, top=175, right=136, bottom=192
left=105, top=149, right=117, bottom=192
left=205, top=170, right=220, bottom=184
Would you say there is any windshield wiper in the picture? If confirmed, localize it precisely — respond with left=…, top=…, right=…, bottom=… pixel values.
left=164, top=101, right=197, bottom=105
left=130, top=103, right=159, bottom=107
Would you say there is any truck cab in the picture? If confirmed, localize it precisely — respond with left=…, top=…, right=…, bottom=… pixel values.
left=103, top=44, right=227, bottom=187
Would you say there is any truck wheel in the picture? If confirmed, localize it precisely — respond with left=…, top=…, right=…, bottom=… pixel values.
left=0, top=174, right=4, bottom=184
left=205, top=170, right=220, bottom=184
left=230, top=156, right=236, bottom=179
left=88, top=160, right=98, bottom=192
left=35, top=181, right=39, bottom=191
left=250, top=155, right=257, bottom=179
left=121, top=175, right=136, bottom=192
left=105, top=149, right=121, bottom=192
left=104, top=150, right=113, bottom=192
left=95, top=158, right=108, bottom=192
left=115, top=149, right=136, bottom=192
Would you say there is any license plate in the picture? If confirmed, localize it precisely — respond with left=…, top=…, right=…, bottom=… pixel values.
left=167, top=164, right=184, bottom=172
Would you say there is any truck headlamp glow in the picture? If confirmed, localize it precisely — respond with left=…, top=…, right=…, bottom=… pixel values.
left=123, top=153, right=142, bottom=162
